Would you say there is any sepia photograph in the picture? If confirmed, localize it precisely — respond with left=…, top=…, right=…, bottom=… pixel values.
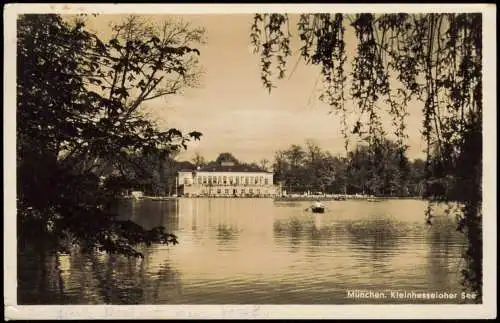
left=4, top=3, right=496, bottom=320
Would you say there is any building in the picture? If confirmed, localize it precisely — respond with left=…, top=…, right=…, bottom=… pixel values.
left=177, top=161, right=277, bottom=197
left=130, top=191, right=144, bottom=199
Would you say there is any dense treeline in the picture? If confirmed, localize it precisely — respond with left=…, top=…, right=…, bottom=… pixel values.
left=17, top=14, right=203, bottom=257
left=274, top=140, right=425, bottom=197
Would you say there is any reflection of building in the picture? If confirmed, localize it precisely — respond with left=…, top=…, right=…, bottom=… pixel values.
left=177, top=161, right=277, bottom=197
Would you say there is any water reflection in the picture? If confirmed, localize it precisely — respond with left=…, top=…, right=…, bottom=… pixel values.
left=55, top=246, right=184, bottom=304
left=273, top=215, right=336, bottom=249
left=18, top=246, right=66, bottom=304
left=18, top=198, right=470, bottom=304
left=273, top=201, right=302, bottom=208
left=216, top=224, right=241, bottom=243
left=109, top=199, right=180, bottom=231
left=425, top=215, right=466, bottom=291
left=345, top=217, right=405, bottom=249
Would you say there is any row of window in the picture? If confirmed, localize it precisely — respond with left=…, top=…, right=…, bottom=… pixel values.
left=194, top=175, right=271, bottom=186
left=201, top=188, right=267, bottom=195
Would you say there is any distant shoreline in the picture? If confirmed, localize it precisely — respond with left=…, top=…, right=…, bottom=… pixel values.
left=120, top=195, right=423, bottom=201
left=274, top=195, right=423, bottom=202
left=120, top=196, right=178, bottom=201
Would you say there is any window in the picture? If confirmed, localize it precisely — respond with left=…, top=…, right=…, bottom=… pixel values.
left=249, top=188, right=253, bottom=193
left=255, top=177, right=259, bottom=184
left=217, top=188, right=221, bottom=194
left=257, top=188, right=261, bottom=194
left=223, top=175, right=227, bottom=185
left=235, top=177, right=239, bottom=185
left=224, top=189, right=229, bottom=194
left=202, top=176, right=207, bottom=184
left=264, top=178, right=269, bottom=185
left=241, top=188, right=245, bottom=194
left=198, top=177, right=202, bottom=184
left=245, top=177, right=249, bottom=185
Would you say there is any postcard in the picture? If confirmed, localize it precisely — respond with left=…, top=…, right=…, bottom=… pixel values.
left=4, top=3, right=496, bottom=320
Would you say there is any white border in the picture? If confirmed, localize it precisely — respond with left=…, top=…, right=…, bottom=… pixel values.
left=4, top=3, right=497, bottom=320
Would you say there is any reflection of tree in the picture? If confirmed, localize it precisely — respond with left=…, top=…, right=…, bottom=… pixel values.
left=273, top=216, right=335, bottom=248
left=17, top=244, right=66, bottom=304
left=426, top=216, right=467, bottom=289
left=274, top=202, right=301, bottom=208
left=80, top=246, right=183, bottom=304
left=309, top=223, right=335, bottom=246
left=150, top=262, right=183, bottom=303
left=84, top=251, right=143, bottom=304
left=18, top=239, right=186, bottom=304
left=118, top=199, right=180, bottom=232
left=344, top=218, right=407, bottom=262
left=216, top=224, right=241, bottom=243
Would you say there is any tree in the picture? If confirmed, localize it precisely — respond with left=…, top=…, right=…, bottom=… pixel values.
left=344, top=139, right=410, bottom=196
left=191, top=152, right=207, bottom=168
left=273, top=140, right=417, bottom=195
left=259, top=158, right=270, bottom=171
left=251, top=13, right=482, bottom=300
left=304, top=140, right=330, bottom=191
left=272, top=150, right=289, bottom=187
left=326, top=154, right=348, bottom=194
left=17, top=14, right=204, bottom=258
left=282, top=145, right=307, bottom=192
left=214, top=152, right=240, bottom=164
left=409, top=158, right=426, bottom=196
left=57, top=14, right=204, bottom=171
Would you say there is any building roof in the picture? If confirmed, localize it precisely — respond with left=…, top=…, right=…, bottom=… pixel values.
left=176, top=160, right=197, bottom=172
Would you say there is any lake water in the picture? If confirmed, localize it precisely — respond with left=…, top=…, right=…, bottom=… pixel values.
left=18, top=198, right=473, bottom=304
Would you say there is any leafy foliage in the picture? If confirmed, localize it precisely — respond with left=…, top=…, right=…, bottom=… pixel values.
left=252, top=13, right=482, bottom=301
left=17, top=14, right=204, bottom=258
left=274, top=140, right=423, bottom=196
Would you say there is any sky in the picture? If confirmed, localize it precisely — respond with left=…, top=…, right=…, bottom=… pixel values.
left=85, top=14, right=426, bottom=164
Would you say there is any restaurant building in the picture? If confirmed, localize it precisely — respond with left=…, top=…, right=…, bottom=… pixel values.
left=177, top=161, right=277, bottom=197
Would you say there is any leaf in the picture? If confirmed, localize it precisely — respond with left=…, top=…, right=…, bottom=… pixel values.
left=114, top=87, right=129, bottom=98
left=166, top=128, right=182, bottom=138
left=188, top=131, right=202, bottom=140
left=109, top=38, right=122, bottom=50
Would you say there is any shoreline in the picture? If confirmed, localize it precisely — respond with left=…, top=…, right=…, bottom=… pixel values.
left=274, top=195, right=424, bottom=202
left=121, top=195, right=423, bottom=201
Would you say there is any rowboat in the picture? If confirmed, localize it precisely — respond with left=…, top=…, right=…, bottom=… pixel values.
left=310, top=201, right=325, bottom=214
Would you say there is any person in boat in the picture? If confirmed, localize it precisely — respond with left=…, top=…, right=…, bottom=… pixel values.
left=304, top=200, right=325, bottom=212
left=312, top=201, right=323, bottom=209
